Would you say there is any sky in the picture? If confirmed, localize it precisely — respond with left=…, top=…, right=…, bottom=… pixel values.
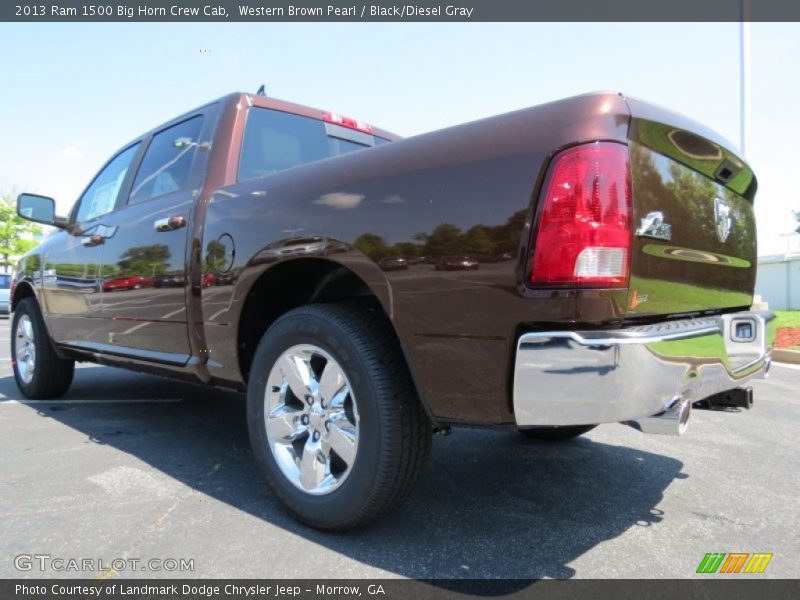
left=0, top=22, right=798, bottom=256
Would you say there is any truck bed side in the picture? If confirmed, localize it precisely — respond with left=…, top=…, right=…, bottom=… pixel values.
left=200, top=93, right=631, bottom=425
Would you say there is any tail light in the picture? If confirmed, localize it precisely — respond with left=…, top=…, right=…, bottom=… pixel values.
left=530, top=141, right=632, bottom=288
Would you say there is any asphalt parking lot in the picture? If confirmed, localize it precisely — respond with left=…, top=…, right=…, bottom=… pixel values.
left=0, top=316, right=798, bottom=580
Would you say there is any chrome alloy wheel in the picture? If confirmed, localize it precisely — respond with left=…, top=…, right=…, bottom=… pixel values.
left=14, top=314, right=36, bottom=384
left=264, top=344, right=360, bottom=495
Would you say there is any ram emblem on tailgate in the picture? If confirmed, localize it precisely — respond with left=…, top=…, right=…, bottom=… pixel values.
left=714, top=196, right=733, bottom=243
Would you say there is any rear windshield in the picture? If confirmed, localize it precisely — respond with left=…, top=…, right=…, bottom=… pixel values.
left=0, top=274, right=10, bottom=289
left=238, top=108, right=388, bottom=181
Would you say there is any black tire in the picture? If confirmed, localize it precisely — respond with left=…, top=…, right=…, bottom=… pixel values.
left=519, top=425, right=597, bottom=442
left=11, top=298, right=74, bottom=399
left=247, top=303, right=432, bottom=530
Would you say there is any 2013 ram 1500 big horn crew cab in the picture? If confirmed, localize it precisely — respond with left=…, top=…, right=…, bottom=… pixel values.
left=11, top=92, right=774, bottom=529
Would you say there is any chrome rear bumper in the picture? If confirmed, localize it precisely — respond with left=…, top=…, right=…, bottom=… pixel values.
left=513, top=311, right=775, bottom=432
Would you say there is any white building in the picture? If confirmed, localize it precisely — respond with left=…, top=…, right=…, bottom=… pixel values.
left=756, top=252, right=800, bottom=310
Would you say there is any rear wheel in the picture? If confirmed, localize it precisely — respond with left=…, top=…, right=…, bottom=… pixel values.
left=11, top=298, right=74, bottom=399
left=519, top=425, right=597, bottom=441
left=247, top=303, right=431, bottom=530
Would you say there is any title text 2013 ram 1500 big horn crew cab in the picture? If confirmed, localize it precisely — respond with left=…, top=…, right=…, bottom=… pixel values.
left=11, top=92, right=775, bottom=529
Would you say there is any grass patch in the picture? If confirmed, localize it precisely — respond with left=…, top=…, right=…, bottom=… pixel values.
left=649, top=335, right=726, bottom=360
left=774, top=310, right=800, bottom=329
left=630, top=277, right=752, bottom=315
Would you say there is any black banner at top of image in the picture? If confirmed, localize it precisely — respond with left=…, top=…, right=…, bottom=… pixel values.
left=3, top=0, right=800, bottom=23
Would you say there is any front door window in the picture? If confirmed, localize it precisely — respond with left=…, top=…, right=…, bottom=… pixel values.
left=75, top=143, right=139, bottom=223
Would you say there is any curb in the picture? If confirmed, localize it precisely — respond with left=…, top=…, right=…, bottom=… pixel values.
left=772, top=349, right=800, bottom=365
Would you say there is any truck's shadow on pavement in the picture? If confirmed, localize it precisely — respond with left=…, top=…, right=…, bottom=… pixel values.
left=1, top=366, right=686, bottom=581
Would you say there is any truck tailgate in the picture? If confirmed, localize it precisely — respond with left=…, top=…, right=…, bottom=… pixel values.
left=625, top=97, right=757, bottom=318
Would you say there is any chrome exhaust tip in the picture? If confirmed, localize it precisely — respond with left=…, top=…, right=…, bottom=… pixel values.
left=626, top=397, right=691, bottom=436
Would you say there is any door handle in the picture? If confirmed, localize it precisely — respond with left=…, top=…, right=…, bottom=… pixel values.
left=81, top=234, right=105, bottom=247
left=154, top=216, right=187, bottom=232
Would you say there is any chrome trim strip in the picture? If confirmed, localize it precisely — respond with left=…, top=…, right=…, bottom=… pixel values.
left=518, top=325, right=720, bottom=347
left=519, top=311, right=773, bottom=347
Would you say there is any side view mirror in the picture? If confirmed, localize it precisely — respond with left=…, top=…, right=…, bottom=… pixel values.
left=17, top=193, right=67, bottom=228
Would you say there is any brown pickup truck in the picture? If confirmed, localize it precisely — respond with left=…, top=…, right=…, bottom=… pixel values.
left=11, top=91, right=775, bottom=530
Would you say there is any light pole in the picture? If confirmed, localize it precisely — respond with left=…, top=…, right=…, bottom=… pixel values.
left=740, top=0, right=750, bottom=156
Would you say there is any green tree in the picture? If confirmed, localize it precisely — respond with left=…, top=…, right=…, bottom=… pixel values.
left=423, top=223, right=463, bottom=256
left=205, top=239, right=227, bottom=272
left=392, top=241, right=423, bottom=258
left=354, top=233, right=391, bottom=261
left=117, top=244, right=171, bottom=276
left=462, top=225, right=493, bottom=256
left=490, top=209, right=527, bottom=255
left=0, top=193, right=43, bottom=273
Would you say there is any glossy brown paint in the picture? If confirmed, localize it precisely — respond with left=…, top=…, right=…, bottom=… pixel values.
left=199, top=93, right=632, bottom=425
left=13, top=91, right=758, bottom=427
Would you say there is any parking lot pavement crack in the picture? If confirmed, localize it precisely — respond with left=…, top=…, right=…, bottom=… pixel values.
left=96, top=447, right=237, bottom=581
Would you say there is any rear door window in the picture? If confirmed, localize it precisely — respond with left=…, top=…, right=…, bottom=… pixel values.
left=238, top=108, right=386, bottom=181
left=0, top=274, right=10, bottom=289
left=129, top=116, right=204, bottom=205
